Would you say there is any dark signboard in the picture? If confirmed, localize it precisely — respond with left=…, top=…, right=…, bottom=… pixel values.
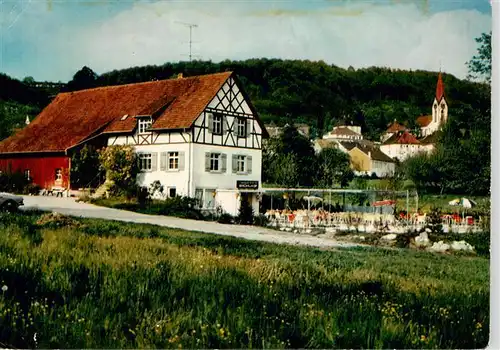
left=236, top=180, right=259, bottom=190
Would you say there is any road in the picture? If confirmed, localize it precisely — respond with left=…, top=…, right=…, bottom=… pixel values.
left=20, top=196, right=360, bottom=249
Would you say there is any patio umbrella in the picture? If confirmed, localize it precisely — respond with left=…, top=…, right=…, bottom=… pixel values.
left=303, top=195, right=323, bottom=210
left=448, top=198, right=477, bottom=209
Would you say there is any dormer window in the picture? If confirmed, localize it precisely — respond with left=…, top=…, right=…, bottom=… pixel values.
left=138, top=116, right=152, bottom=134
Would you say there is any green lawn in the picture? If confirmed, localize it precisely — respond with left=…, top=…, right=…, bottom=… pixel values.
left=0, top=211, right=489, bottom=349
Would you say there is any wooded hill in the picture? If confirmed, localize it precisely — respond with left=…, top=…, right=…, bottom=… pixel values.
left=0, top=59, right=490, bottom=142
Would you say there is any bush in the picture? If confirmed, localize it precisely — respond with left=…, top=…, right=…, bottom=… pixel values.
left=217, top=213, right=234, bottom=224
left=253, top=214, right=270, bottom=227
left=237, top=197, right=254, bottom=225
left=98, top=145, right=139, bottom=197
left=23, top=183, right=41, bottom=195
left=158, top=196, right=204, bottom=220
left=0, top=171, right=30, bottom=194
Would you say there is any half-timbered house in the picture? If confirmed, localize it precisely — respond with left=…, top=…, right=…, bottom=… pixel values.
left=0, top=72, right=268, bottom=216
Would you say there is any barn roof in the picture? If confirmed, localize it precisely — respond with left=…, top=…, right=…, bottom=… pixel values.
left=0, top=72, right=233, bottom=153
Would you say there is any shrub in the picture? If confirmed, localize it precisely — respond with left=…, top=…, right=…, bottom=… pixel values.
left=253, top=214, right=270, bottom=227
left=237, top=197, right=254, bottom=225
left=23, top=183, right=41, bottom=195
left=158, top=196, right=204, bottom=220
left=423, top=206, right=444, bottom=234
left=98, top=145, right=139, bottom=197
left=217, top=213, right=234, bottom=224
left=137, top=186, right=150, bottom=208
left=0, top=171, right=30, bottom=194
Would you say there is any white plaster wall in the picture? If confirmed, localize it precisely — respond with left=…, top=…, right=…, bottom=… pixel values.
left=133, top=143, right=191, bottom=196
left=372, top=160, right=395, bottom=177
left=191, top=143, right=262, bottom=193
left=380, top=144, right=427, bottom=161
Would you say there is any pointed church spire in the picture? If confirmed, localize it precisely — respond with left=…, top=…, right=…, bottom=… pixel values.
left=435, top=72, right=445, bottom=102
left=25, top=115, right=30, bottom=125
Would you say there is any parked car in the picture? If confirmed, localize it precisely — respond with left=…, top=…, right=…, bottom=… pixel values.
left=0, top=192, right=24, bottom=212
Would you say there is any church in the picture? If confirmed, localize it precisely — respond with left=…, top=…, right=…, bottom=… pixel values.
left=380, top=73, right=448, bottom=161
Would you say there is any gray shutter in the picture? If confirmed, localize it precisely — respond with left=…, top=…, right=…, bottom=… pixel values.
left=151, top=153, right=158, bottom=171
left=246, top=119, right=252, bottom=137
left=247, top=155, right=252, bottom=174
left=222, top=115, right=226, bottom=135
left=205, top=152, right=211, bottom=172
left=207, top=114, right=213, bottom=133
left=178, top=151, right=185, bottom=171
left=232, top=155, right=238, bottom=173
left=221, top=153, right=227, bottom=173
left=160, top=152, right=167, bottom=171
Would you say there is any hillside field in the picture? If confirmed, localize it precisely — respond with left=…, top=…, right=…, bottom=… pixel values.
left=0, top=211, right=489, bottom=349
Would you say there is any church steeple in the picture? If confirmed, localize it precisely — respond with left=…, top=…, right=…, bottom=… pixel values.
left=435, top=72, right=445, bottom=102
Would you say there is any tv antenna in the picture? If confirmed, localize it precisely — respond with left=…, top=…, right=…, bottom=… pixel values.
left=176, top=21, right=199, bottom=62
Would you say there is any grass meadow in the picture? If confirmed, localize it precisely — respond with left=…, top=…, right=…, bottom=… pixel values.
left=0, top=211, right=490, bottom=349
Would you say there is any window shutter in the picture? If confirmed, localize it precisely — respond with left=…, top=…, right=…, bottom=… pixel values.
left=247, top=155, right=252, bottom=174
left=207, top=114, right=213, bottom=133
left=221, top=153, right=227, bottom=173
left=205, top=152, right=211, bottom=172
left=221, top=116, right=226, bottom=135
left=151, top=153, right=158, bottom=171
left=179, top=152, right=185, bottom=171
left=232, top=155, right=238, bottom=173
left=246, top=119, right=252, bottom=137
left=160, top=152, right=167, bottom=171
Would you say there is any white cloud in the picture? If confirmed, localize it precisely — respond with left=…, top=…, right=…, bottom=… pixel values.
left=3, top=1, right=492, bottom=81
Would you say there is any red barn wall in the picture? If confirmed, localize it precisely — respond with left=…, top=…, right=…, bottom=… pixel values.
left=0, top=156, right=70, bottom=189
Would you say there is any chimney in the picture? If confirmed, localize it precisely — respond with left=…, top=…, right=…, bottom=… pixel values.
left=177, top=73, right=183, bottom=79
left=368, top=151, right=371, bottom=158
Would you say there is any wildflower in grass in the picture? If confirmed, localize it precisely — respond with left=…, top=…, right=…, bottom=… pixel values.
left=476, top=322, right=482, bottom=329
left=1, top=285, right=7, bottom=292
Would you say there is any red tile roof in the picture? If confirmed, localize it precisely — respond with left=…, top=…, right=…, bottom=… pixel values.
left=385, top=121, right=407, bottom=133
left=383, top=131, right=421, bottom=145
left=416, top=115, right=432, bottom=127
left=0, top=72, right=233, bottom=153
left=435, top=72, right=445, bottom=101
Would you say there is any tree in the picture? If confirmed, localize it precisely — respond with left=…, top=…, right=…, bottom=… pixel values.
left=70, top=145, right=104, bottom=188
left=98, top=145, right=139, bottom=197
left=22, top=76, right=35, bottom=85
left=66, top=66, right=99, bottom=91
left=271, top=153, right=300, bottom=188
left=316, top=148, right=354, bottom=188
left=466, top=32, right=491, bottom=83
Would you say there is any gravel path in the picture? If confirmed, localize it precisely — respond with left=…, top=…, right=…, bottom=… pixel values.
left=20, top=196, right=361, bottom=249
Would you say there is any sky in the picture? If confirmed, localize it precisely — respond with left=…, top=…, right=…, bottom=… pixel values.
left=0, top=0, right=492, bottom=82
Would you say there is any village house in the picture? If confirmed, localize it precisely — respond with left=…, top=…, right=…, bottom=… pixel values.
left=379, top=73, right=448, bottom=160
left=313, top=135, right=394, bottom=178
left=379, top=130, right=424, bottom=161
left=322, top=125, right=363, bottom=142
left=0, top=72, right=268, bottom=216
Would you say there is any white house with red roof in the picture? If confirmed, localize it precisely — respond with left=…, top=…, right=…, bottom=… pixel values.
left=379, top=130, right=426, bottom=161
left=378, top=73, right=449, bottom=161
left=0, top=72, right=268, bottom=216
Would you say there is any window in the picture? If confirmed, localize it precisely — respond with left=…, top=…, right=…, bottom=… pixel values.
left=169, top=187, right=176, bottom=198
left=210, top=153, right=220, bottom=171
left=55, top=168, right=62, bottom=181
left=139, top=153, right=152, bottom=171
left=138, top=117, right=152, bottom=134
left=237, top=118, right=247, bottom=138
left=24, top=169, right=31, bottom=180
left=237, top=155, right=246, bottom=172
left=168, top=152, right=179, bottom=170
left=212, top=114, right=222, bottom=135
